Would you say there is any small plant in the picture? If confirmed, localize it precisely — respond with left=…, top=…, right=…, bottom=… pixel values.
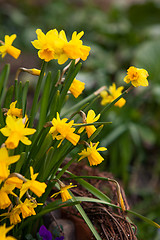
left=0, top=29, right=159, bottom=240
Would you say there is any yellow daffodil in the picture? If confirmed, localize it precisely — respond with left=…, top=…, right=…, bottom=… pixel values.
left=0, top=147, right=20, bottom=180
left=32, top=29, right=90, bottom=64
left=20, top=167, right=47, bottom=199
left=78, top=110, right=100, bottom=138
left=53, top=30, right=68, bottom=64
left=0, top=224, right=16, bottom=240
left=124, top=66, right=149, bottom=87
left=0, top=183, right=17, bottom=209
left=0, top=115, right=36, bottom=149
left=69, top=78, right=85, bottom=98
left=7, top=101, right=22, bottom=118
left=0, top=34, right=21, bottom=59
left=32, top=29, right=56, bottom=62
left=78, top=142, right=107, bottom=166
left=50, top=112, right=80, bottom=147
left=15, top=198, right=37, bottom=219
left=51, top=181, right=76, bottom=202
left=5, top=177, right=23, bottom=189
left=9, top=207, right=21, bottom=225
left=63, top=31, right=91, bottom=61
left=100, top=83, right=126, bottom=108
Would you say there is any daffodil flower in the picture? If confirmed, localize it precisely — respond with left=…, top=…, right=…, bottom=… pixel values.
left=20, top=167, right=47, bottom=199
left=78, top=142, right=107, bottom=166
left=69, top=78, right=85, bottom=98
left=63, top=31, right=91, bottom=61
left=100, top=83, right=126, bottom=108
left=0, top=147, right=20, bottom=180
left=78, top=110, right=100, bottom=138
left=0, top=183, right=17, bottom=209
left=50, top=112, right=80, bottom=147
left=0, top=224, right=16, bottom=240
left=124, top=66, right=149, bottom=87
left=0, top=115, right=36, bottom=149
left=51, top=181, right=76, bottom=202
left=6, top=101, right=22, bottom=118
left=0, top=34, right=21, bottom=59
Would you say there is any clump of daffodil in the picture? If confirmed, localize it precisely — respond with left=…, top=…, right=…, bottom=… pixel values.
left=100, top=83, right=126, bottom=108
left=0, top=224, right=16, bottom=240
left=20, top=167, right=47, bottom=199
left=69, top=78, right=85, bottom=98
left=124, top=66, right=149, bottom=87
left=49, top=112, right=80, bottom=147
left=78, top=110, right=100, bottom=138
left=78, top=142, right=107, bottom=166
left=0, top=34, right=21, bottom=59
left=51, top=180, right=76, bottom=202
left=32, top=28, right=90, bottom=64
left=0, top=147, right=20, bottom=180
left=5, top=101, right=22, bottom=118
left=0, top=115, right=36, bottom=149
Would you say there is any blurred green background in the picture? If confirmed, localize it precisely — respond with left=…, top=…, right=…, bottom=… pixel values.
left=0, top=0, right=160, bottom=239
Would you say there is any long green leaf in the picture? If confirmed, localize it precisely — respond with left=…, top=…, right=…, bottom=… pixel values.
left=28, top=61, right=47, bottom=127
left=37, top=72, right=51, bottom=132
left=0, top=64, right=10, bottom=103
left=71, top=195, right=102, bottom=240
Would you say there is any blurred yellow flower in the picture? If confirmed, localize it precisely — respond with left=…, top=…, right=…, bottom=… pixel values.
left=78, top=110, right=100, bottom=138
left=0, top=115, right=36, bottom=149
left=50, top=112, right=80, bottom=147
left=0, top=34, right=21, bottom=59
left=78, top=142, right=107, bottom=166
left=51, top=182, right=76, bottom=202
left=63, top=31, right=90, bottom=61
left=0, top=147, right=20, bottom=180
left=20, top=167, right=47, bottom=199
left=124, top=66, right=149, bottom=87
left=0, top=224, right=16, bottom=240
left=69, top=78, right=85, bottom=98
left=7, top=101, right=22, bottom=118
left=100, top=83, right=126, bottom=108
left=32, top=29, right=56, bottom=62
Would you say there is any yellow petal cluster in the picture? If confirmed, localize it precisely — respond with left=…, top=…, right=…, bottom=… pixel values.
left=0, top=34, right=21, bottom=59
left=0, top=224, right=16, bottom=240
left=32, top=29, right=90, bottom=64
left=7, top=101, right=22, bottom=118
left=20, top=167, right=47, bottom=199
left=69, top=78, right=85, bottom=98
left=51, top=182, right=76, bottom=202
left=78, top=110, right=100, bottom=138
left=0, top=115, right=36, bottom=149
left=78, top=142, right=107, bottom=166
left=100, top=83, right=126, bottom=108
left=124, top=66, right=149, bottom=87
left=0, top=183, right=17, bottom=209
left=50, top=112, right=80, bottom=147
left=0, top=147, right=20, bottom=180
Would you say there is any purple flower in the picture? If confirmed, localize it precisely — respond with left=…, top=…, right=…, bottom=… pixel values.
left=54, top=237, right=64, bottom=240
left=39, top=225, right=52, bottom=240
